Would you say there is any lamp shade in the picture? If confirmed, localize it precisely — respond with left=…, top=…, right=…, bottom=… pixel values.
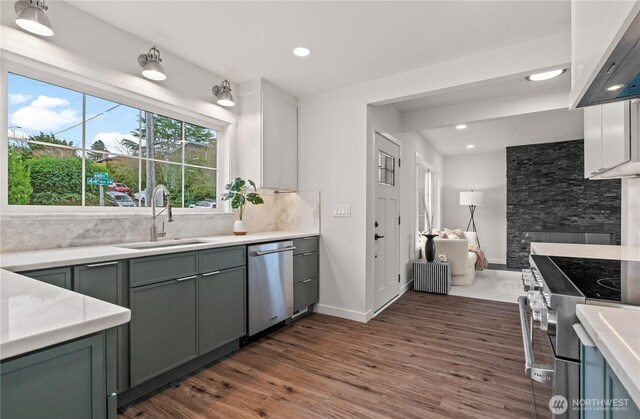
left=459, top=190, right=485, bottom=206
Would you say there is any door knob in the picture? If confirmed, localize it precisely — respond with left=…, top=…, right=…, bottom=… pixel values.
left=375, top=234, right=385, bottom=240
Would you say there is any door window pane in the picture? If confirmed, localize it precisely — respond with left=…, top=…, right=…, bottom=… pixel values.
left=378, top=151, right=395, bottom=186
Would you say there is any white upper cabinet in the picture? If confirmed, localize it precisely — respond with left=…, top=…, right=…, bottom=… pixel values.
left=584, top=105, right=603, bottom=177
left=570, top=1, right=640, bottom=109
left=236, top=79, right=298, bottom=191
left=584, top=100, right=640, bottom=179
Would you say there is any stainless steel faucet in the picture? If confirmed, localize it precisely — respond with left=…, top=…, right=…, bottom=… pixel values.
left=150, top=184, right=173, bottom=241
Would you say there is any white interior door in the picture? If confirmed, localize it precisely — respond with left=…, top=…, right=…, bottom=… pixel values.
left=374, top=133, right=400, bottom=312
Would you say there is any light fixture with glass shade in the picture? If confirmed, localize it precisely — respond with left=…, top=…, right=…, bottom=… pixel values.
left=138, top=46, right=166, bottom=81
left=212, top=80, right=235, bottom=107
left=14, top=0, right=54, bottom=37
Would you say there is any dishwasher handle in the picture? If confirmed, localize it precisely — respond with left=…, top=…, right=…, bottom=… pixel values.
left=251, top=246, right=296, bottom=257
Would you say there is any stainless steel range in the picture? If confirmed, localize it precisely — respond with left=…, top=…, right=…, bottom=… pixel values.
left=519, top=254, right=640, bottom=418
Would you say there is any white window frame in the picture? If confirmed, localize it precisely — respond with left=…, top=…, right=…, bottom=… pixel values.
left=1, top=55, right=234, bottom=215
left=415, top=152, right=440, bottom=249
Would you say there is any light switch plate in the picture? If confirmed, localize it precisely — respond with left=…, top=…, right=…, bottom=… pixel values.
left=333, top=205, right=351, bottom=218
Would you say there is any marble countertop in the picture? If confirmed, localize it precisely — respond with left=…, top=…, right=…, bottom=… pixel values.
left=531, top=243, right=640, bottom=261
left=0, top=231, right=319, bottom=272
left=1, top=269, right=131, bottom=360
left=576, top=304, right=640, bottom=407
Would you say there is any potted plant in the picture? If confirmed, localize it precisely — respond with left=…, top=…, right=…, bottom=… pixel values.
left=222, top=177, right=264, bottom=235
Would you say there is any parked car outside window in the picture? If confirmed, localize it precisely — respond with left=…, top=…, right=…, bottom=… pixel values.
left=106, top=192, right=135, bottom=207
left=189, top=199, right=216, bottom=208
left=108, top=182, right=131, bottom=193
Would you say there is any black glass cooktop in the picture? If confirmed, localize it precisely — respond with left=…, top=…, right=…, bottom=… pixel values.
left=548, top=256, right=640, bottom=304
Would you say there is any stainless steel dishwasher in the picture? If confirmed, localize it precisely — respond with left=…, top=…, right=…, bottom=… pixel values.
left=247, top=241, right=295, bottom=336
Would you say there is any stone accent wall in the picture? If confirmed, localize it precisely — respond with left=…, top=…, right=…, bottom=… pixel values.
left=506, top=140, right=621, bottom=268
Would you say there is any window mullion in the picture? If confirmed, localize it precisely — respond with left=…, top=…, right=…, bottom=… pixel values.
left=81, top=93, right=86, bottom=207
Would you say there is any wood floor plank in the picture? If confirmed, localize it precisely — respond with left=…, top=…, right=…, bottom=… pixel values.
left=119, top=291, right=551, bottom=418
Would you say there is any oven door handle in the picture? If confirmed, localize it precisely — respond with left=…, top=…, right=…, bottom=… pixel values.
left=518, top=296, right=554, bottom=386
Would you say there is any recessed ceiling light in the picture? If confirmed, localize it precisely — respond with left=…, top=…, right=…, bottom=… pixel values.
left=606, top=84, right=625, bottom=91
left=293, top=47, right=311, bottom=57
left=525, top=69, right=566, bottom=82
left=466, top=144, right=475, bottom=149
left=456, top=124, right=467, bottom=130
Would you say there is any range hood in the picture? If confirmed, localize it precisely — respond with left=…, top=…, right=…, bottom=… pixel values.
left=577, top=11, right=640, bottom=108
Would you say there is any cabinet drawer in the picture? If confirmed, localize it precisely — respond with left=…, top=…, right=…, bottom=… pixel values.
left=293, top=237, right=319, bottom=255
left=199, top=246, right=245, bottom=273
left=19, top=267, right=72, bottom=289
left=293, top=277, right=319, bottom=313
left=293, top=252, right=319, bottom=283
left=129, top=252, right=197, bottom=287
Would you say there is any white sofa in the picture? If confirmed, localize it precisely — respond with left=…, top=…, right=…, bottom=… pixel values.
left=421, top=231, right=479, bottom=286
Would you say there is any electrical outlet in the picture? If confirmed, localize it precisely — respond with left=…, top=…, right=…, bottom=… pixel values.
left=333, top=205, right=351, bottom=218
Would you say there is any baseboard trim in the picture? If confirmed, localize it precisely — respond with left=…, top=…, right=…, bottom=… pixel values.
left=400, top=279, right=414, bottom=294
left=316, top=280, right=414, bottom=324
left=488, top=258, right=507, bottom=264
left=314, top=304, right=368, bottom=323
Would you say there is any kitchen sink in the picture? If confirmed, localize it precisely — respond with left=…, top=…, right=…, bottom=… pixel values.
left=117, top=239, right=214, bottom=250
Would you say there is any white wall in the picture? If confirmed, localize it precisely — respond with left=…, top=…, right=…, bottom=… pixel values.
left=441, top=151, right=506, bottom=264
left=299, top=33, right=569, bottom=321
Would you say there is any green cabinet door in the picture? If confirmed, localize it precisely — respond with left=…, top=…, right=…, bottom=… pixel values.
left=129, top=276, right=197, bottom=386
left=605, top=363, right=640, bottom=418
left=1, top=333, right=106, bottom=419
left=199, top=266, right=246, bottom=355
left=20, top=266, right=72, bottom=289
left=74, top=261, right=128, bottom=393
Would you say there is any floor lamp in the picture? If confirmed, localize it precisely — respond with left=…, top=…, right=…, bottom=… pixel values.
left=459, top=190, right=485, bottom=247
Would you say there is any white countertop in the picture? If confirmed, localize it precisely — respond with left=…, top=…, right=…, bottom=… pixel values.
left=0, top=230, right=319, bottom=272
left=0, top=269, right=131, bottom=360
left=531, top=243, right=640, bottom=261
left=576, top=304, right=640, bottom=407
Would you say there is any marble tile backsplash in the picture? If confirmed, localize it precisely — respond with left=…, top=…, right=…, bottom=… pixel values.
left=0, top=191, right=320, bottom=252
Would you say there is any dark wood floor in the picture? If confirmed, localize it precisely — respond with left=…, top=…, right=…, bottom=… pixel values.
left=119, top=292, right=551, bottom=418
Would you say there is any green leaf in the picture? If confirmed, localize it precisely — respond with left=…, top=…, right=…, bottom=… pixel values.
left=246, top=193, right=264, bottom=205
left=231, top=194, right=245, bottom=209
left=221, top=191, right=235, bottom=201
left=248, top=179, right=256, bottom=190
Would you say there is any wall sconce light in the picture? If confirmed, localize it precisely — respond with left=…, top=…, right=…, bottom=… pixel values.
left=14, top=0, right=54, bottom=37
left=212, top=80, right=235, bottom=107
left=138, top=46, right=166, bottom=81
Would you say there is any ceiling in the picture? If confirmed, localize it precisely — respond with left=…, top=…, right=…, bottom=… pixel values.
left=65, top=1, right=578, bottom=156
left=67, top=1, right=571, bottom=97
left=392, top=70, right=570, bottom=113
left=419, top=108, right=584, bottom=155
left=385, top=69, right=583, bottom=156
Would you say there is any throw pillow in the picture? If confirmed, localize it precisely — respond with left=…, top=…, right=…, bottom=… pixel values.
left=445, top=228, right=466, bottom=239
left=449, top=234, right=459, bottom=240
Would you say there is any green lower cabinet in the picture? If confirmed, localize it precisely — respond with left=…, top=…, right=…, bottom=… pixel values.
left=604, top=363, right=640, bottom=419
left=198, top=267, right=246, bottom=354
left=1, top=333, right=107, bottom=419
left=293, top=277, right=319, bottom=314
left=19, top=267, right=72, bottom=289
left=129, top=276, right=198, bottom=386
left=580, top=342, right=640, bottom=419
left=73, top=261, right=128, bottom=393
